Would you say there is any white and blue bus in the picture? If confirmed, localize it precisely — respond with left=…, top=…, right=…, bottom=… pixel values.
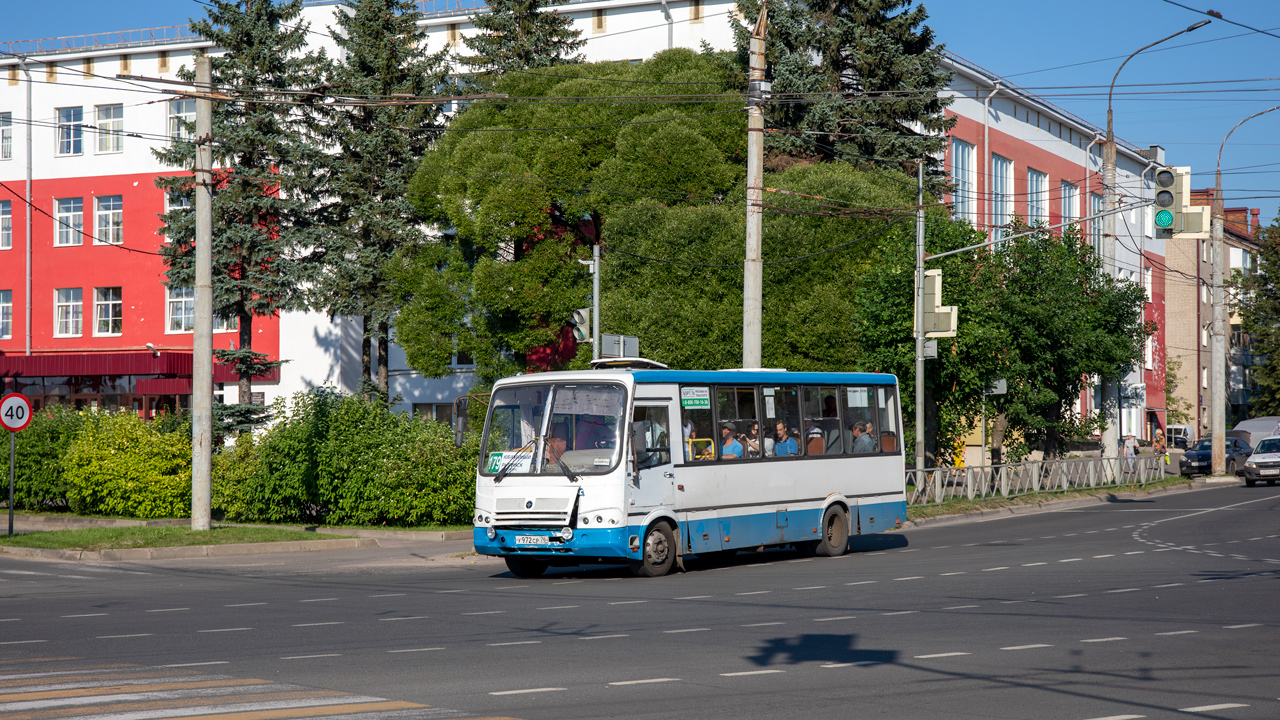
left=471, top=360, right=906, bottom=577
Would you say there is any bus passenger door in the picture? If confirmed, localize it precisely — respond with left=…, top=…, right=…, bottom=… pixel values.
left=630, top=405, right=676, bottom=513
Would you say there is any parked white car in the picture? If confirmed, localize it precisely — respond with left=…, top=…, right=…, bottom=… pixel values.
left=1241, top=436, right=1280, bottom=487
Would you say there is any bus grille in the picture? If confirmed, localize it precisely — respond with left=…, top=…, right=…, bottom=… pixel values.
left=492, top=496, right=572, bottom=527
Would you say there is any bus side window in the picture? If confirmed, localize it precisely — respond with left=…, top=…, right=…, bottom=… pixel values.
left=802, top=386, right=841, bottom=456
left=877, top=386, right=901, bottom=453
left=843, top=386, right=876, bottom=454
left=633, top=405, right=671, bottom=469
left=761, top=385, right=800, bottom=458
left=679, top=386, right=715, bottom=462
left=716, top=386, right=760, bottom=460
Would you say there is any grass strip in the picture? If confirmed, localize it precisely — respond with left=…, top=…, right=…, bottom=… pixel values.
left=906, top=475, right=1198, bottom=522
left=0, top=526, right=354, bottom=551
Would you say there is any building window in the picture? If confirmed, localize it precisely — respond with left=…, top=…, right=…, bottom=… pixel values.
left=690, top=0, right=703, bottom=23
left=95, top=196, right=123, bottom=245
left=168, top=98, right=196, bottom=142
left=158, top=50, right=170, bottom=73
left=413, top=403, right=455, bottom=426
left=1201, top=367, right=1208, bottom=389
left=1145, top=336, right=1153, bottom=371
left=1026, top=169, right=1048, bottom=223
left=214, top=312, right=238, bottom=333
left=94, top=287, right=123, bottom=336
left=167, top=286, right=194, bottom=333
left=119, top=54, right=131, bottom=74
left=56, top=107, right=83, bottom=155
left=447, top=23, right=460, bottom=47
left=46, top=63, right=56, bottom=83
left=54, top=288, right=82, bottom=337
left=0, top=112, right=11, bottom=160
left=1144, top=266, right=1152, bottom=303
left=1202, top=327, right=1209, bottom=347
left=96, top=104, right=123, bottom=153
left=54, top=198, right=83, bottom=246
left=1201, top=284, right=1208, bottom=305
left=0, top=290, right=10, bottom=339
left=592, top=8, right=606, bottom=33
left=950, top=138, right=975, bottom=224
left=82, top=57, right=93, bottom=78
left=1089, top=193, right=1103, bottom=254
left=991, top=154, right=1012, bottom=242
left=1060, top=181, right=1078, bottom=226
left=0, top=200, right=9, bottom=250
left=6, top=67, right=15, bottom=86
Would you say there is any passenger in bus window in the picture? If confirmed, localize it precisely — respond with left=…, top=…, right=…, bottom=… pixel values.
left=852, top=421, right=876, bottom=454
left=721, top=422, right=743, bottom=459
left=576, top=415, right=615, bottom=449
left=823, top=395, right=838, bottom=417
left=865, top=422, right=880, bottom=452
left=742, top=422, right=763, bottom=458
left=774, top=422, right=798, bottom=456
left=546, top=420, right=570, bottom=464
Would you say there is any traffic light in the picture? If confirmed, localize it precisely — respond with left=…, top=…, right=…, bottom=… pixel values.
left=919, top=269, right=958, bottom=338
left=1153, top=167, right=1201, bottom=237
left=571, top=307, right=592, bottom=343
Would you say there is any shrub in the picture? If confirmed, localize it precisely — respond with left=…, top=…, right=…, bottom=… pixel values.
left=12, top=405, right=97, bottom=510
left=63, top=413, right=191, bottom=518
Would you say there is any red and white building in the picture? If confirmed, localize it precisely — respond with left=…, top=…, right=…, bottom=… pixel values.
left=0, top=0, right=1170, bottom=438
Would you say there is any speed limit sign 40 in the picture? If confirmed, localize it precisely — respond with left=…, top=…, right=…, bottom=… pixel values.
left=1, top=394, right=32, bottom=433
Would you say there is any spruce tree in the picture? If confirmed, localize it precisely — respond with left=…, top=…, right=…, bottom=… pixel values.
left=155, top=0, right=327, bottom=429
left=460, top=0, right=585, bottom=72
left=731, top=0, right=954, bottom=180
left=1236, top=215, right=1280, bottom=415
left=310, top=0, right=451, bottom=398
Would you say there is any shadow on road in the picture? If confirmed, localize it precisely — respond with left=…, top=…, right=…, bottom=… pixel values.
left=748, top=633, right=897, bottom=667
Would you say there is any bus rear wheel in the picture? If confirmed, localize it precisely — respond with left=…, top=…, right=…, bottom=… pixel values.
left=629, top=523, right=675, bottom=577
left=814, top=505, right=849, bottom=557
left=504, top=556, right=549, bottom=578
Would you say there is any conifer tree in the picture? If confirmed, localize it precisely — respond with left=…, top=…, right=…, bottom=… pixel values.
left=731, top=0, right=954, bottom=180
left=1236, top=215, right=1280, bottom=415
left=155, top=0, right=327, bottom=430
left=460, top=0, right=585, bottom=72
left=310, top=0, right=451, bottom=398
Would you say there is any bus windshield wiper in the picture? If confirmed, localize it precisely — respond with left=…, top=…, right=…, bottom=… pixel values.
left=494, top=440, right=536, bottom=483
left=553, top=455, right=581, bottom=484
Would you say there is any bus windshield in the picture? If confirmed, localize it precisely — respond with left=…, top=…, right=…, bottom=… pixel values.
left=481, top=383, right=626, bottom=477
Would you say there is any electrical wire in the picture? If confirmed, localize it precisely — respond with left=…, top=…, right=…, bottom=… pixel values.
left=0, top=180, right=165, bottom=257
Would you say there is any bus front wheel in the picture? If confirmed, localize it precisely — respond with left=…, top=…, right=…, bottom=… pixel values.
left=504, top=556, right=549, bottom=578
left=814, top=505, right=849, bottom=557
left=629, top=523, right=676, bottom=577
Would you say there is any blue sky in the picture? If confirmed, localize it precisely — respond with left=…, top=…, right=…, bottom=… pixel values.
left=5, top=0, right=1278, bottom=222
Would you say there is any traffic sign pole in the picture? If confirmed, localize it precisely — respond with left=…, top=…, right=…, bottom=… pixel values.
left=1, top=393, right=34, bottom=537
left=8, top=432, right=13, bottom=537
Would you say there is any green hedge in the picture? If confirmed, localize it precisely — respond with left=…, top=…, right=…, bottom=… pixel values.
left=12, top=405, right=96, bottom=509
left=63, top=413, right=192, bottom=518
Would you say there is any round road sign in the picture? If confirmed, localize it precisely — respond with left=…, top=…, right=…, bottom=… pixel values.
left=0, top=394, right=32, bottom=433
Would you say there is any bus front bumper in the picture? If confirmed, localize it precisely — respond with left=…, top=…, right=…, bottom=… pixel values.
left=473, top=527, right=636, bottom=560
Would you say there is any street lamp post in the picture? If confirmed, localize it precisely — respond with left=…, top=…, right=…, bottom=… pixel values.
left=1211, top=106, right=1280, bottom=474
left=1102, top=19, right=1210, bottom=469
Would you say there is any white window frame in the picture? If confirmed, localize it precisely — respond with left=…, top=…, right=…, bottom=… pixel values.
left=54, top=197, right=83, bottom=246
left=166, top=286, right=194, bottom=333
left=1060, top=181, right=1078, bottom=226
left=93, top=286, right=123, bottom=336
left=950, top=138, right=976, bottom=225
left=1026, top=168, right=1048, bottom=224
left=168, top=98, right=196, bottom=142
left=1201, top=367, right=1208, bottom=389
left=1143, top=266, right=1152, bottom=303
left=214, top=312, right=238, bottom=334
left=56, top=106, right=83, bottom=156
left=1145, top=336, right=1153, bottom=370
left=54, top=287, right=82, bottom=337
left=0, top=289, right=11, bottom=339
left=96, top=104, right=123, bottom=154
left=0, top=200, right=10, bottom=250
left=95, top=195, right=123, bottom=245
left=0, top=112, right=11, bottom=160
left=162, top=190, right=191, bottom=243
left=991, top=154, right=1012, bottom=242
left=1089, top=193, right=1103, bottom=253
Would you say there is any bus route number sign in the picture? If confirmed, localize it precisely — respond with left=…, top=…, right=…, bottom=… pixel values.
left=0, top=394, right=32, bottom=433
left=680, top=387, right=710, bottom=409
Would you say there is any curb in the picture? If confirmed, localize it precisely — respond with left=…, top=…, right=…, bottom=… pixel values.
left=0, top=537, right=379, bottom=562
left=898, top=477, right=1229, bottom=530
left=4, top=516, right=471, bottom=542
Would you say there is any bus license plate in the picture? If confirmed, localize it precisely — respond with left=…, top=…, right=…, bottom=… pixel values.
left=516, top=535, right=550, bottom=545
left=1261, top=469, right=1279, bottom=476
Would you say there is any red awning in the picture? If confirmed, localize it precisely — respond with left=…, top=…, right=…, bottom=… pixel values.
left=0, top=351, right=191, bottom=376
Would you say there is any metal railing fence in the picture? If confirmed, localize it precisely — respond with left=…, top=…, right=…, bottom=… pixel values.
left=907, top=455, right=1166, bottom=506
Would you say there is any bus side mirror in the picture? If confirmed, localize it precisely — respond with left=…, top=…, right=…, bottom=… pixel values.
left=454, top=418, right=464, bottom=448
left=631, top=421, right=648, bottom=454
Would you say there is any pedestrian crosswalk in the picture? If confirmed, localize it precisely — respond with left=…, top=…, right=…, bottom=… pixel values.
left=0, top=656, right=509, bottom=720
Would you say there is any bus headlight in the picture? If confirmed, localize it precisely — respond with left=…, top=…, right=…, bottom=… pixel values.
left=486, top=526, right=497, bottom=540
left=560, top=527, right=574, bottom=541
left=1245, top=460, right=1256, bottom=468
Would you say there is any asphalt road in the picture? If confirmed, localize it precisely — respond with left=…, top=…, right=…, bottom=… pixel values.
left=0, top=483, right=1276, bottom=720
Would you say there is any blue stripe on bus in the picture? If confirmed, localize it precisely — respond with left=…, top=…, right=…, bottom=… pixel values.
left=630, top=370, right=898, bottom=386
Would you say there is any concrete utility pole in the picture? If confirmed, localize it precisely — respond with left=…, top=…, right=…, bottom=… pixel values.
left=191, top=56, right=214, bottom=532
left=915, top=160, right=925, bottom=475
left=592, top=243, right=601, bottom=361
left=20, top=57, right=31, bottom=357
left=742, top=6, right=767, bottom=369
left=1102, top=20, right=1209, bottom=470
left=1211, top=106, right=1279, bottom=474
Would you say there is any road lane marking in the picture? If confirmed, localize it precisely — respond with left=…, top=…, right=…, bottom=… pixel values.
left=198, top=628, right=251, bottom=633
left=1124, top=551, right=1145, bottom=555
left=226, top=603, right=266, bottom=607
left=494, top=585, right=527, bottom=590
left=1153, top=583, right=1185, bottom=588
left=1224, top=624, right=1261, bottom=629
left=794, top=586, right=826, bottom=590
left=882, top=611, right=918, bottom=616
left=915, top=652, right=970, bottom=658
left=147, top=608, right=190, bottom=613
left=1055, top=594, right=1087, bottom=598
left=379, top=616, right=430, bottom=621
left=983, top=567, right=1009, bottom=572
left=1156, top=631, right=1198, bottom=636
left=743, top=622, right=785, bottom=627
left=814, top=616, right=857, bottom=622
left=943, top=605, right=978, bottom=610
left=1023, top=562, right=1047, bottom=566
left=735, top=591, right=770, bottom=596
left=553, top=580, right=583, bottom=585
left=0, top=641, right=45, bottom=645
left=1081, top=637, right=1127, bottom=643
left=1000, top=600, right=1027, bottom=604
left=538, top=605, right=579, bottom=610
left=299, top=598, right=339, bottom=603
left=580, top=634, right=629, bottom=640
left=1001, top=644, right=1052, bottom=650
left=609, top=600, right=649, bottom=605
left=664, top=628, right=709, bottom=633
left=609, top=678, right=679, bottom=685
left=281, top=653, right=341, bottom=659
left=388, top=647, right=444, bottom=653
left=162, top=661, right=229, bottom=667
left=489, top=641, right=541, bottom=646
left=1093, top=554, right=1115, bottom=558
left=895, top=577, right=924, bottom=581
left=1081, top=715, right=1145, bottom=720
left=940, top=572, right=966, bottom=576
left=1179, top=703, right=1248, bottom=712
left=674, top=595, right=711, bottom=600
left=846, top=581, right=877, bottom=585
left=368, top=593, right=406, bottom=597
left=1106, top=588, right=1140, bottom=594
left=1059, top=558, right=1082, bottom=563
left=98, top=634, right=153, bottom=638
left=61, top=614, right=107, bottom=618
left=932, top=545, right=951, bottom=549
left=463, top=611, right=505, bottom=616
left=491, top=687, right=565, bottom=695
left=292, top=622, right=344, bottom=627
left=720, top=670, right=784, bottom=676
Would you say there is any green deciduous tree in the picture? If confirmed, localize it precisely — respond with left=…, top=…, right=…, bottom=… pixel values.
left=730, top=0, right=954, bottom=180
left=1236, top=213, right=1280, bottom=415
left=460, top=0, right=585, bottom=72
left=310, top=0, right=451, bottom=398
left=155, top=0, right=327, bottom=426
